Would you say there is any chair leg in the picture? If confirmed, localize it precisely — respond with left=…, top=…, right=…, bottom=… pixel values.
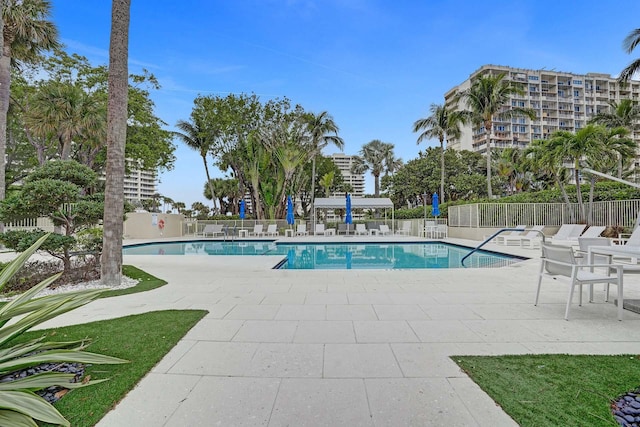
left=535, top=262, right=545, bottom=306
left=617, top=276, right=624, bottom=321
left=565, top=283, right=576, bottom=320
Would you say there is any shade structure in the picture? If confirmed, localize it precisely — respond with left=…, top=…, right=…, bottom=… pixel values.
left=432, top=193, right=440, bottom=217
left=286, top=195, right=295, bottom=225
left=239, top=199, right=245, bottom=219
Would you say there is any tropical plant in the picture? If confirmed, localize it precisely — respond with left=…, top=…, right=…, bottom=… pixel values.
left=457, top=72, right=536, bottom=198
left=351, top=140, right=400, bottom=197
left=101, top=0, right=131, bottom=286
left=589, top=99, right=640, bottom=133
left=0, top=0, right=59, bottom=234
left=413, top=103, right=467, bottom=203
left=0, top=234, right=127, bottom=426
left=174, top=117, right=217, bottom=212
left=303, top=111, right=343, bottom=226
left=619, top=28, right=640, bottom=82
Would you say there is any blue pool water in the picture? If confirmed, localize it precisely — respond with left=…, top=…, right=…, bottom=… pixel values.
left=123, top=241, right=525, bottom=270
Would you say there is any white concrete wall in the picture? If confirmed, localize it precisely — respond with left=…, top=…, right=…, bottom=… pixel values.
left=123, top=212, right=184, bottom=239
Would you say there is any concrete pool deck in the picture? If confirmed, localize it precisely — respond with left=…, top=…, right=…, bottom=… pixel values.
left=29, top=236, right=640, bottom=426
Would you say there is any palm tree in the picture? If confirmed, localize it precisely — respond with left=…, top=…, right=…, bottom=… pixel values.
left=101, top=0, right=131, bottom=286
left=619, top=28, right=640, bottom=82
left=304, top=111, right=343, bottom=227
left=0, top=0, right=58, bottom=232
left=457, top=72, right=536, bottom=198
left=413, top=103, right=466, bottom=203
left=589, top=99, right=640, bottom=132
left=351, top=140, right=398, bottom=197
left=174, top=118, right=217, bottom=212
left=26, top=82, right=106, bottom=160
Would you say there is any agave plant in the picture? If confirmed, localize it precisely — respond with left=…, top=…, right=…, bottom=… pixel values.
left=0, top=234, right=127, bottom=426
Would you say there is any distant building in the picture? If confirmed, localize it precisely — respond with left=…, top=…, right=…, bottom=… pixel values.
left=122, top=163, right=157, bottom=203
left=445, top=64, right=640, bottom=155
left=330, top=153, right=365, bottom=197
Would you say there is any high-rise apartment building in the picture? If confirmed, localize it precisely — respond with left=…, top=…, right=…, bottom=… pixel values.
left=445, top=64, right=640, bottom=154
left=330, top=153, right=365, bottom=197
left=123, top=167, right=157, bottom=203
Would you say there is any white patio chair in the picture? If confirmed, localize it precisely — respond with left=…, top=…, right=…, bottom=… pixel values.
left=296, top=224, right=308, bottom=236
left=249, top=224, right=264, bottom=237
left=395, top=221, right=411, bottom=235
left=355, top=223, right=369, bottom=235
left=315, top=224, right=325, bottom=235
left=500, top=225, right=544, bottom=248
left=547, top=224, right=586, bottom=244
left=378, top=224, right=391, bottom=235
left=265, top=224, right=278, bottom=237
left=535, top=243, right=623, bottom=321
left=613, top=226, right=640, bottom=245
left=200, top=224, right=225, bottom=237
left=493, top=225, right=526, bottom=244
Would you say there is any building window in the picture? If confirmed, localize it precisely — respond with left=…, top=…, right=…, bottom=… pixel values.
left=528, top=75, right=539, bottom=80
left=496, top=125, right=505, bottom=132
left=573, top=80, right=583, bottom=85
left=574, top=106, right=580, bottom=112
left=574, top=90, right=580, bottom=97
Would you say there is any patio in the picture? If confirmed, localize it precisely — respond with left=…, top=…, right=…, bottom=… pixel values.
left=30, top=236, right=640, bottom=426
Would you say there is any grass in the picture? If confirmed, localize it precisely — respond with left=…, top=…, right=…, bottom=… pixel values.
left=453, top=354, right=640, bottom=426
left=99, top=264, right=167, bottom=298
left=20, top=309, right=208, bottom=427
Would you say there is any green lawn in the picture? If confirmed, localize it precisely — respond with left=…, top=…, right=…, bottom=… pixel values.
left=99, top=264, right=167, bottom=298
left=25, top=309, right=208, bottom=427
left=453, top=354, right=640, bottom=426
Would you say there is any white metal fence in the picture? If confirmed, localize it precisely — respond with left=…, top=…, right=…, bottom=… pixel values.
left=4, top=217, right=55, bottom=232
left=448, top=200, right=640, bottom=229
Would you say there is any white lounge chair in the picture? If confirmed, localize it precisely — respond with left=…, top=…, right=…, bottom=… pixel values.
left=395, top=221, right=411, bottom=235
left=536, top=243, right=623, bottom=320
left=296, top=224, right=308, bottom=236
left=501, top=225, right=545, bottom=248
left=355, top=224, right=369, bottom=235
left=548, top=224, right=586, bottom=243
left=265, top=224, right=279, bottom=237
left=493, top=225, right=526, bottom=244
left=249, top=224, right=264, bottom=237
left=378, top=224, right=391, bottom=235
left=613, top=226, right=640, bottom=245
left=200, top=224, right=225, bottom=237
left=573, top=226, right=605, bottom=240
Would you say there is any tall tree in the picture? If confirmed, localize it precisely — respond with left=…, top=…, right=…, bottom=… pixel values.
left=101, top=0, right=130, bottom=286
left=304, top=111, right=343, bottom=227
left=0, top=0, right=58, bottom=232
left=619, top=28, right=640, bottom=82
left=413, top=103, right=466, bottom=203
left=351, top=140, right=399, bottom=197
left=174, top=118, right=217, bottom=212
left=457, top=72, right=536, bottom=198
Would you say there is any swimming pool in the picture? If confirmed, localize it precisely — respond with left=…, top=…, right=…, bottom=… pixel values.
left=123, top=241, right=525, bottom=270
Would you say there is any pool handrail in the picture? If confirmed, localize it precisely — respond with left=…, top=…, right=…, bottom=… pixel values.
left=461, top=227, right=545, bottom=267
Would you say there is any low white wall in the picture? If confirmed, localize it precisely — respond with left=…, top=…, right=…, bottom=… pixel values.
left=123, top=212, right=184, bottom=239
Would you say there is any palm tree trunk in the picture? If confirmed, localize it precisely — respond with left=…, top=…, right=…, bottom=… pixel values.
left=574, top=161, right=585, bottom=223
left=374, top=173, right=380, bottom=197
left=101, top=0, right=131, bottom=286
left=310, top=156, right=316, bottom=227
left=0, top=22, right=8, bottom=235
left=202, top=154, right=216, bottom=213
left=439, top=138, right=445, bottom=203
left=485, top=120, right=493, bottom=198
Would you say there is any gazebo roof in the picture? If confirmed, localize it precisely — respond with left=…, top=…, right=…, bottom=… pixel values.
left=313, top=197, right=394, bottom=209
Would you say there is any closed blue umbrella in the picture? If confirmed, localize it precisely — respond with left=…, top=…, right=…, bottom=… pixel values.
left=286, top=195, right=295, bottom=229
left=239, top=199, right=245, bottom=233
left=432, top=193, right=440, bottom=217
left=345, top=194, right=353, bottom=235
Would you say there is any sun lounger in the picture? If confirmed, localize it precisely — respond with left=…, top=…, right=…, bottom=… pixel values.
left=200, top=224, right=225, bottom=237
left=501, top=225, right=545, bottom=248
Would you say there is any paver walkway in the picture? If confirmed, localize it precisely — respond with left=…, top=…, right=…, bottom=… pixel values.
left=34, top=237, right=640, bottom=426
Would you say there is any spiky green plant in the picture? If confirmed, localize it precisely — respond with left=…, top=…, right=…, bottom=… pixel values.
left=0, top=233, right=127, bottom=426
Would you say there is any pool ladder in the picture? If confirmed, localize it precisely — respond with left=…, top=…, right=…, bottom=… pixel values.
left=460, top=228, right=546, bottom=267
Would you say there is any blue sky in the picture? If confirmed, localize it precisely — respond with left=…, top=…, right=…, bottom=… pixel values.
left=51, top=0, right=640, bottom=208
